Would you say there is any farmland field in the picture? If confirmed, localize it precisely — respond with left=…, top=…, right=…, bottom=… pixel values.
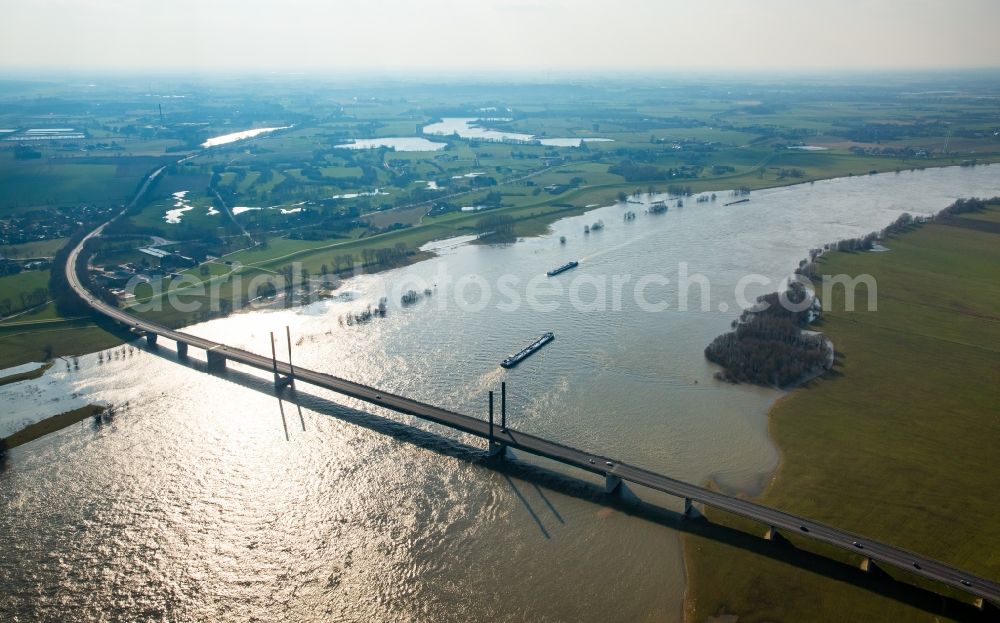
left=0, top=158, right=136, bottom=211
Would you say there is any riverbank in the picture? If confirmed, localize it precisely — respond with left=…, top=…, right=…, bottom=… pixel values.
left=683, top=204, right=1000, bottom=621
left=0, top=361, right=52, bottom=387
left=1, top=404, right=107, bottom=453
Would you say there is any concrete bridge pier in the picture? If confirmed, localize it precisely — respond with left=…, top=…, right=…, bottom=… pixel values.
left=145, top=332, right=158, bottom=347
left=859, top=557, right=889, bottom=577
left=683, top=497, right=698, bottom=519
left=206, top=349, right=226, bottom=372
left=763, top=526, right=791, bottom=546
left=177, top=342, right=188, bottom=359
left=605, top=475, right=623, bottom=495
left=975, top=598, right=999, bottom=614
left=487, top=441, right=507, bottom=459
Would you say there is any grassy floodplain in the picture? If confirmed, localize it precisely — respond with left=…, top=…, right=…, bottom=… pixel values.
left=0, top=269, right=123, bottom=368
left=683, top=205, right=1000, bottom=621
left=1, top=238, right=68, bottom=258
left=0, top=158, right=135, bottom=210
left=0, top=317, right=123, bottom=369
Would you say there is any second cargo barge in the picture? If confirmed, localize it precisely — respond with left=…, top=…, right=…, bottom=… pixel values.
left=547, top=261, right=579, bottom=277
left=500, top=332, right=555, bottom=368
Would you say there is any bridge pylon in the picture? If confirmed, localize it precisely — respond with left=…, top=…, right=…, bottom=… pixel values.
left=270, top=330, right=294, bottom=390
left=500, top=382, right=507, bottom=430
left=486, top=390, right=507, bottom=459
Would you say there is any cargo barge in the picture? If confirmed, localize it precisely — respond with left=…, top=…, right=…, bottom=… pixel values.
left=500, top=332, right=554, bottom=368
left=546, top=260, right=579, bottom=277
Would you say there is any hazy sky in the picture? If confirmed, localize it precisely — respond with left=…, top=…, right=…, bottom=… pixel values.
left=3, top=0, right=998, bottom=71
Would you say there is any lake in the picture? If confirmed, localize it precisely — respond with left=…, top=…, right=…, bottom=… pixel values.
left=335, top=137, right=447, bottom=151
left=164, top=190, right=195, bottom=224
left=424, top=117, right=613, bottom=147
left=201, top=126, right=291, bottom=148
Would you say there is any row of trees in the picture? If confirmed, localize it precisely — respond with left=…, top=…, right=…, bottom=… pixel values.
left=608, top=160, right=701, bottom=183
left=49, top=231, right=91, bottom=317
left=477, top=214, right=516, bottom=240
left=938, top=196, right=998, bottom=217
left=705, top=283, right=830, bottom=387
left=361, top=243, right=411, bottom=268
left=321, top=255, right=355, bottom=275
left=339, top=298, right=388, bottom=326
left=609, top=160, right=670, bottom=182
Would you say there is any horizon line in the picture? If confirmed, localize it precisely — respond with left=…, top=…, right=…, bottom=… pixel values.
left=2, top=65, right=1000, bottom=78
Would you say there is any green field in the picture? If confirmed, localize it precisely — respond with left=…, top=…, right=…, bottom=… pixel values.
left=0, top=156, right=137, bottom=210
left=684, top=206, right=1000, bottom=622
left=1, top=238, right=67, bottom=258
left=0, top=269, right=123, bottom=371
left=0, top=319, right=124, bottom=369
left=0, top=270, right=51, bottom=316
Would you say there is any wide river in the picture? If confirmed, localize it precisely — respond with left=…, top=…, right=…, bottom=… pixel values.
left=1, top=165, right=998, bottom=622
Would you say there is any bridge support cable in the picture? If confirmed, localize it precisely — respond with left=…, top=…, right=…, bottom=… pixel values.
left=285, top=326, right=296, bottom=388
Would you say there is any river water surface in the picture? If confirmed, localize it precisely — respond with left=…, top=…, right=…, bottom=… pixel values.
left=1, top=165, right=998, bottom=622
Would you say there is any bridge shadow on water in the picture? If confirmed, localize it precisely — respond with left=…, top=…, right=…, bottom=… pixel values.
left=150, top=343, right=991, bottom=621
